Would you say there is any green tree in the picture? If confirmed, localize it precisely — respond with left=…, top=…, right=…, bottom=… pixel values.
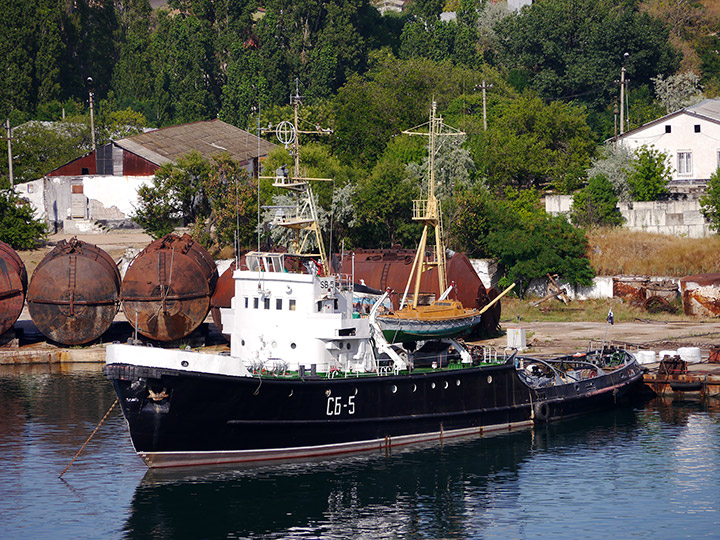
left=570, top=174, right=624, bottom=229
left=587, top=143, right=634, bottom=201
left=333, top=53, right=484, bottom=165
left=2, top=121, right=92, bottom=184
left=134, top=152, right=257, bottom=250
left=495, top=0, right=679, bottom=110
left=479, top=94, right=596, bottom=192
left=449, top=186, right=594, bottom=295
left=0, top=190, right=47, bottom=249
left=700, top=167, right=720, bottom=232
left=626, top=145, right=671, bottom=201
left=351, top=154, right=420, bottom=248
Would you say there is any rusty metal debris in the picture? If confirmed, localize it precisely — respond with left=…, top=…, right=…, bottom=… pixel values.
left=642, top=295, right=677, bottom=314
left=27, top=238, right=120, bottom=345
left=120, top=233, right=218, bottom=342
left=0, top=241, right=28, bottom=336
left=679, top=273, right=720, bottom=317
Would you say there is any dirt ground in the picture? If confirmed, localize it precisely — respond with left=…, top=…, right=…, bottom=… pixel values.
left=481, top=319, right=720, bottom=357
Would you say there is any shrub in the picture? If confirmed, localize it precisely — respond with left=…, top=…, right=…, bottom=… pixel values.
left=0, top=190, right=47, bottom=249
left=570, top=174, right=623, bottom=229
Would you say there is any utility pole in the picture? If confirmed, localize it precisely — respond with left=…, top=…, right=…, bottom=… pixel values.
left=617, top=53, right=629, bottom=135
left=476, top=80, right=493, bottom=131
left=5, top=119, right=13, bottom=188
left=87, top=77, right=96, bottom=150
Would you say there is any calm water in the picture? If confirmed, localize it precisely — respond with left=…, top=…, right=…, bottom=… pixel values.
left=1, top=365, right=719, bottom=540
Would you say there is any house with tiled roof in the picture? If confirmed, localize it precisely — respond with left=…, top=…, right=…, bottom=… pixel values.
left=18, top=120, right=275, bottom=233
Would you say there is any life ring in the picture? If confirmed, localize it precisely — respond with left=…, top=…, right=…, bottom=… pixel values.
left=534, top=401, right=550, bottom=422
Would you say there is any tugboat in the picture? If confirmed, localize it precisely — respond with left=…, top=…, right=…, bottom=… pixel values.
left=104, top=99, right=645, bottom=469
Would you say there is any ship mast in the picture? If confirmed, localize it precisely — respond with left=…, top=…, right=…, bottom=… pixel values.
left=262, top=80, right=332, bottom=274
left=402, top=102, right=465, bottom=308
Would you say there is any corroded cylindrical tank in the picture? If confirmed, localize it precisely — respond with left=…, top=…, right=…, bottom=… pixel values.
left=121, top=233, right=218, bottom=342
left=0, top=241, right=28, bottom=335
left=210, top=260, right=237, bottom=337
left=27, top=238, right=120, bottom=345
left=339, top=248, right=501, bottom=335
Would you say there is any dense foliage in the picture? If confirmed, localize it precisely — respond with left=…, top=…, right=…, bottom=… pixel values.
left=3, top=0, right=720, bottom=278
left=570, top=174, right=624, bottom=229
left=700, top=168, right=720, bottom=232
left=133, top=152, right=257, bottom=251
left=449, top=187, right=595, bottom=295
left=626, top=145, right=672, bottom=201
left=0, top=190, right=47, bottom=249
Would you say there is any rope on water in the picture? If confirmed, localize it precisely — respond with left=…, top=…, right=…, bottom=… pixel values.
left=58, top=398, right=119, bottom=479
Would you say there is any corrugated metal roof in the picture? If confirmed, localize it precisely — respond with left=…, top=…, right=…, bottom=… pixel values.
left=686, top=99, right=720, bottom=122
left=114, top=119, right=276, bottom=166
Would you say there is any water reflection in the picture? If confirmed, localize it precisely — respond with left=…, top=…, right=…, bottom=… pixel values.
left=0, top=366, right=718, bottom=540
left=124, top=410, right=642, bottom=540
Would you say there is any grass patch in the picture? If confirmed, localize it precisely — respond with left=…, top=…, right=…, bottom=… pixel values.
left=501, top=296, right=696, bottom=324
left=587, top=228, right=720, bottom=277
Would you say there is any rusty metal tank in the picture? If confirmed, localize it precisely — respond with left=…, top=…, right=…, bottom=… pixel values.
left=210, top=259, right=237, bottom=337
left=26, top=238, right=120, bottom=345
left=121, top=233, right=218, bottom=342
left=339, top=248, right=501, bottom=335
left=0, top=241, right=28, bottom=335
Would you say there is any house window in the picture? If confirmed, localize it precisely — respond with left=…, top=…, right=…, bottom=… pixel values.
left=678, top=151, right=693, bottom=176
left=276, top=298, right=282, bottom=310
left=244, top=297, right=249, bottom=309
left=264, top=298, right=270, bottom=309
left=289, top=299, right=296, bottom=311
left=665, top=125, right=671, bottom=133
left=695, top=125, right=701, bottom=133
left=253, top=297, right=259, bottom=309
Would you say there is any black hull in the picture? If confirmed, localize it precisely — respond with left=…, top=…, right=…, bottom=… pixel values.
left=105, top=360, right=645, bottom=468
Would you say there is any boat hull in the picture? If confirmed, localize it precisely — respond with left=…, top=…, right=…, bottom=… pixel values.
left=376, top=314, right=481, bottom=343
left=105, top=358, right=644, bottom=468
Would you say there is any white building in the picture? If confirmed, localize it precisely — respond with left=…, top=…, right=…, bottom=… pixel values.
left=617, top=99, right=720, bottom=183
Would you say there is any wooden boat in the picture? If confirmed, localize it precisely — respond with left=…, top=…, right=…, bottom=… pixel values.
left=375, top=103, right=487, bottom=342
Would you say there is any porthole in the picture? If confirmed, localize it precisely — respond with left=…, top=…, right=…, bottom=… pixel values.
left=412, top=384, right=417, bottom=392
left=288, top=389, right=294, bottom=397
left=487, top=375, right=493, bottom=384
left=444, top=381, right=449, bottom=389
left=241, top=339, right=245, bottom=346
left=271, top=341, right=277, bottom=348
left=353, top=388, right=358, bottom=396
left=346, top=343, right=351, bottom=350
left=325, top=389, right=331, bottom=397
left=391, top=385, right=397, bottom=394
left=291, top=342, right=296, bottom=349
left=431, top=382, right=436, bottom=389
left=181, top=360, right=189, bottom=367
left=456, top=380, right=461, bottom=386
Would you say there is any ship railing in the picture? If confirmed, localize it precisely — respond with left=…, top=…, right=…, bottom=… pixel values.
left=336, top=273, right=354, bottom=291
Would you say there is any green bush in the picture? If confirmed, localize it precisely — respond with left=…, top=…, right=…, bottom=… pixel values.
left=626, top=146, right=671, bottom=201
left=570, top=174, right=623, bottom=229
left=0, top=190, right=47, bottom=249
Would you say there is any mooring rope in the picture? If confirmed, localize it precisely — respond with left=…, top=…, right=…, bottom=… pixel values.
left=58, top=398, right=119, bottom=479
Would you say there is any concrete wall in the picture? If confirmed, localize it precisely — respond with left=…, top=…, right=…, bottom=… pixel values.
left=545, top=194, right=712, bottom=238
left=15, top=175, right=152, bottom=231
